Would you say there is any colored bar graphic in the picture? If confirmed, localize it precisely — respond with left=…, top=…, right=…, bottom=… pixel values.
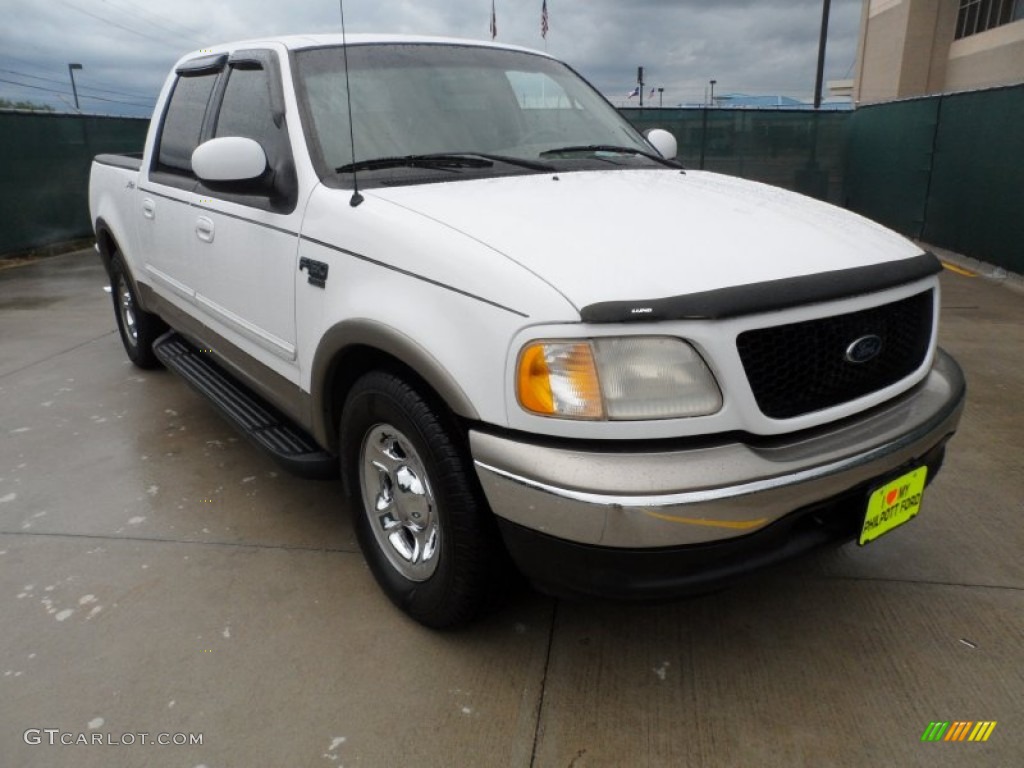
left=970, top=722, right=997, bottom=742
left=944, top=721, right=971, bottom=741
left=922, top=721, right=996, bottom=742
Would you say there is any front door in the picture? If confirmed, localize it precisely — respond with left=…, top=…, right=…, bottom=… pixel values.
left=191, top=50, right=300, bottom=380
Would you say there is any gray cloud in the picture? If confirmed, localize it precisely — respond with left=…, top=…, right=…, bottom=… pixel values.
left=0, top=0, right=861, bottom=115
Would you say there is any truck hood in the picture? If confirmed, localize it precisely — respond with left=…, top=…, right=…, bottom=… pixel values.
left=368, top=169, right=924, bottom=314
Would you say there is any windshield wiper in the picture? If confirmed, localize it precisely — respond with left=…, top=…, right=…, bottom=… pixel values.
left=336, top=154, right=493, bottom=174
left=336, top=152, right=555, bottom=174
left=453, top=152, right=556, bottom=172
left=539, top=144, right=680, bottom=168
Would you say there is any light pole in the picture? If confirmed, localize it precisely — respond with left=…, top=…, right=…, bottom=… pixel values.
left=68, top=63, right=83, bottom=111
left=709, top=79, right=717, bottom=106
left=657, top=87, right=664, bottom=108
left=813, top=0, right=832, bottom=109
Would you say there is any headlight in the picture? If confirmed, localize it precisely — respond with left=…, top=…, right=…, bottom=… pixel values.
left=516, top=336, right=722, bottom=420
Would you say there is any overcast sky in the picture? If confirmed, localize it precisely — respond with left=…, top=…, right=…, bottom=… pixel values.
left=0, top=0, right=862, bottom=117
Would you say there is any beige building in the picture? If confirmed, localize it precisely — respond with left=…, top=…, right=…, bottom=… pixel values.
left=854, top=0, right=1024, bottom=103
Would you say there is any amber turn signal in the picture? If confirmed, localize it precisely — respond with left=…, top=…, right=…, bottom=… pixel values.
left=516, top=341, right=603, bottom=419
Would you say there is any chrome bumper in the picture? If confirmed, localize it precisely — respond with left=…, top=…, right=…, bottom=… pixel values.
left=472, top=349, right=965, bottom=549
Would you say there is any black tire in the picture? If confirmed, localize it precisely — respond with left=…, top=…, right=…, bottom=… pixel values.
left=339, top=371, right=503, bottom=628
left=109, top=252, right=165, bottom=369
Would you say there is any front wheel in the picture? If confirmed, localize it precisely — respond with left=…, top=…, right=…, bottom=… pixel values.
left=339, top=371, right=503, bottom=628
left=109, top=252, right=165, bottom=369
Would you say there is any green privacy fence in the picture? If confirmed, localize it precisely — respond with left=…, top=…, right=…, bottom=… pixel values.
left=845, top=84, right=1024, bottom=273
left=2, top=92, right=1021, bottom=274
left=622, top=107, right=850, bottom=205
left=0, top=111, right=149, bottom=254
left=626, top=91, right=1023, bottom=274
left=843, top=98, right=937, bottom=237
left=920, top=86, right=1023, bottom=273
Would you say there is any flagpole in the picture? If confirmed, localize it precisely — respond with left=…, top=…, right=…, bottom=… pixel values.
left=542, top=0, right=549, bottom=52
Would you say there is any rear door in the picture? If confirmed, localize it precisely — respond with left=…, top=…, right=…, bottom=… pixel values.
left=139, top=56, right=222, bottom=307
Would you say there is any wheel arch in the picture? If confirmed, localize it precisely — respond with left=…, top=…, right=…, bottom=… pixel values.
left=311, top=319, right=480, bottom=452
left=94, top=217, right=158, bottom=316
left=93, top=217, right=118, bottom=275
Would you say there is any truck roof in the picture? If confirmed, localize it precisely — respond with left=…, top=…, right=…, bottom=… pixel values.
left=179, top=33, right=550, bottom=60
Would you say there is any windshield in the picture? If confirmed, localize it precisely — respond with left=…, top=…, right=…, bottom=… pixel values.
left=293, top=44, right=660, bottom=185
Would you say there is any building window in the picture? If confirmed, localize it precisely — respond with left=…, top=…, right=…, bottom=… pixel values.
left=955, top=0, right=1023, bottom=39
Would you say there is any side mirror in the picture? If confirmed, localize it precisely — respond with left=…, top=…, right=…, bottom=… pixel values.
left=645, top=128, right=678, bottom=160
left=192, top=137, right=267, bottom=183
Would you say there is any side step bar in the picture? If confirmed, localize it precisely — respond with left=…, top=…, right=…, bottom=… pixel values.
left=153, top=332, right=337, bottom=480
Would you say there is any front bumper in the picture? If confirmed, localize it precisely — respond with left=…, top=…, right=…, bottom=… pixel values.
left=471, top=349, right=965, bottom=598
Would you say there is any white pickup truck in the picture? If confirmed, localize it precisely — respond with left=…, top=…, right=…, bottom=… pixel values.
left=89, top=34, right=965, bottom=627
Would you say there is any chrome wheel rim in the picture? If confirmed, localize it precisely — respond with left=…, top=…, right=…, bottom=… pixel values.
left=116, top=273, right=138, bottom=347
left=359, top=424, right=440, bottom=582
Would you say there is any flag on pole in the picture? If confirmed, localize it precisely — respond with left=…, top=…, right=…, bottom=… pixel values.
left=490, top=1, right=497, bottom=40
left=541, top=0, right=549, bottom=39
left=626, top=86, right=640, bottom=99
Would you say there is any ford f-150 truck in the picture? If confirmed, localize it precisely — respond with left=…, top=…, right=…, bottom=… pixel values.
left=89, top=34, right=965, bottom=627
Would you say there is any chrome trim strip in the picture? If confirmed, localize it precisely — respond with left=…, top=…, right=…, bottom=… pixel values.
left=145, top=264, right=194, bottom=300
left=194, top=293, right=297, bottom=361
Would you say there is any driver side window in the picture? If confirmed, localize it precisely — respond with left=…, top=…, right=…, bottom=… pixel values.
left=202, top=56, right=297, bottom=212
left=214, top=65, right=280, bottom=166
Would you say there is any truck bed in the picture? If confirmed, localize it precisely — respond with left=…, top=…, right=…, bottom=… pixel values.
left=94, top=153, right=143, bottom=171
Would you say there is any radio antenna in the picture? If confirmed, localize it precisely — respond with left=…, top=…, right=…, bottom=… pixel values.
left=340, top=0, right=363, bottom=207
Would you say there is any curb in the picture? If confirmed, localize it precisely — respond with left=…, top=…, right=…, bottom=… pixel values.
left=922, top=242, right=1024, bottom=296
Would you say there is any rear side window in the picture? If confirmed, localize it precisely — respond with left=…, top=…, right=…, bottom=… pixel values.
left=156, top=73, right=218, bottom=173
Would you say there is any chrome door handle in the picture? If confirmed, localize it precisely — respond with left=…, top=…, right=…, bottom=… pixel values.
left=195, top=216, right=215, bottom=243
left=142, top=198, right=155, bottom=219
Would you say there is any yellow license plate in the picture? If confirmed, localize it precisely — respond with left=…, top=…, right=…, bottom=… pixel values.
left=859, top=466, right=928, bottom=546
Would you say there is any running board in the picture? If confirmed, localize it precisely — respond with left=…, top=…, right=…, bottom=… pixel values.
left=153, top=332, right=337, bottom=480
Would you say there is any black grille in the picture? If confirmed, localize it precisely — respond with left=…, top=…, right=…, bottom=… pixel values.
left=737, top=290, right=934, bottom=419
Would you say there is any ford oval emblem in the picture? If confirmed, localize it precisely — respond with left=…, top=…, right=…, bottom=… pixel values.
left=845, top=334, right=883, bottom=364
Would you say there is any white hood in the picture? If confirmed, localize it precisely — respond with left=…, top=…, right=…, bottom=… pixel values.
left=368, top=169, right=923, bottom=311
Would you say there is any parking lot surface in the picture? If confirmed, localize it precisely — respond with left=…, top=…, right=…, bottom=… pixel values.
left=1, top=249, right=1021, bottom=767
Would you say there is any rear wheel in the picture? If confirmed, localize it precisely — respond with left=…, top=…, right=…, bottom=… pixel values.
left=340, top=371, right=502, bottom=628
left=109, top=252, right=165, bottom=369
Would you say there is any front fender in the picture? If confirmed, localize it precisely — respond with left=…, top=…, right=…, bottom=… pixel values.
left=310, top=318, right=480, bottom=450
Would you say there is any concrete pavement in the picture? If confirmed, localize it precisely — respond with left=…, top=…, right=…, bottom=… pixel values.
left=1, top=249, right=1021, bottom=767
